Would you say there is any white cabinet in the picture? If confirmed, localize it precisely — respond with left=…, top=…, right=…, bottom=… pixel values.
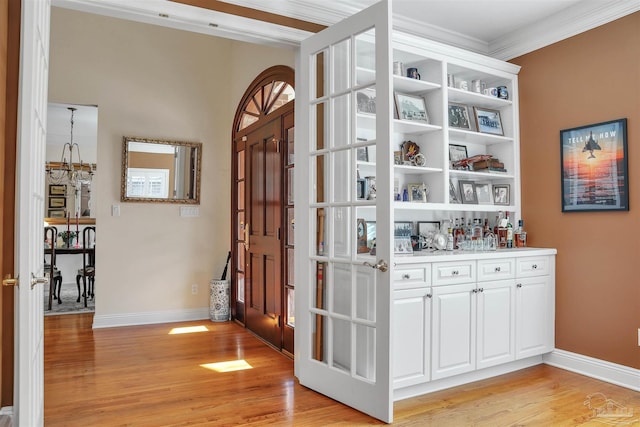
left=393, top=287, right=431, bottom=388
left=515, top=256, right=555, bottom=358
left=393, top=253, right=554, bottom=388
left=431, top=282, right=476, bottom=380
left=476, top=279, right=515, bottom=369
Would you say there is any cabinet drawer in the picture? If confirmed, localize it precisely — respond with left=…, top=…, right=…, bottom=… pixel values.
left=516, top=256, right=550, bottom=277
left=432, top=261, right=475, bottom=285
left=393, top=265, right=431, bottom=289
left=477, top=258, right=515, bottom=282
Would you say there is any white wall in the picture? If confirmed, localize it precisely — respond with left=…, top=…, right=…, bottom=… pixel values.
left=48, top=7, right=295, bottom=324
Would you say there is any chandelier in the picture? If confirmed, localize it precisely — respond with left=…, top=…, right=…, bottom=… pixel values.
left=46, top=107, right=95, bottom=187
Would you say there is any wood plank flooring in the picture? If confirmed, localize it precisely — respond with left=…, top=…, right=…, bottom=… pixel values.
left=45, top=314, right=640, bottom=426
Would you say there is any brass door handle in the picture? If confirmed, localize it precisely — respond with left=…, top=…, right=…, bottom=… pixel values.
left=2, top=274, right=18, bottom=287
left=244, top=223, right=250, bottom=251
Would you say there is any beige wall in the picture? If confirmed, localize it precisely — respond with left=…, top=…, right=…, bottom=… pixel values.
left=512, top=12, right=640, bottom=369
left=49, top=7, right=294, bottom=316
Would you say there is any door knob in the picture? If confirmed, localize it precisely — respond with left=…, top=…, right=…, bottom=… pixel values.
left=31, top=272, right=48, bottom=289
left=363, top=259, right=388, bottom=272
left=2, top=274, right=18, bottom=287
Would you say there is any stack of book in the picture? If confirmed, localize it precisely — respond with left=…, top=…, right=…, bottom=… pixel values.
left=470, top=158, right=506, bottom=173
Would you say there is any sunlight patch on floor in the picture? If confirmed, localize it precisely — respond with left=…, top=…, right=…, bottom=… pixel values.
left=201, top=360, right=253, bottom=372
left=168, top=325, right=209, bottom=334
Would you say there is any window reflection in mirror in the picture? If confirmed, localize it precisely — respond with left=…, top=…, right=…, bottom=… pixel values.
left=121, top=136, right=201, bottom=204
left=45, top=103, right=97, bottom=224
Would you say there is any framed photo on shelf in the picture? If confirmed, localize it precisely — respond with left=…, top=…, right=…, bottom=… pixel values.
left=449, top=144, right=468, bottom=163
left=47, top=209, right=66, bottom=218
left=473, top=107, right=504, bottom=135
left=417, top=221, right=440, bottom=237
left=356, top=146, right=369, bottom=162
left=449, top=178, right=461, bottom=204
left=356, top=87, right=376, bottom=115
left=356, top=218, right=369, bottom=253
left=458, top=180, right=477, bottom=204
left=49, top=184, right=66, bottom=196
left=48, top=197, right=66, bottom=209
left=356, top=179, right=366, bottom=200
left=493, top=184, right=510, bottom=205
left=394, top=221, right=412, bottom=237
left=394, top=92, right=429, bottom=123
left=560, top=118, right=628, bottom=212
left=474, top=182, right=492, bottom=204
left=448, top=103, right=472, bottom=130
left=407, top=183, right=427, bottom=202
left=366, top=221, right=376, bottom=248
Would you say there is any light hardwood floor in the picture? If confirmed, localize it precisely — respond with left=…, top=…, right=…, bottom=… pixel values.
left=45, top=314, right=640, bottom=426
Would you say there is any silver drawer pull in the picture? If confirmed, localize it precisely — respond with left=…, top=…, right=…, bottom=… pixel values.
left=426, top=293, right=432, bottom=299
left=517, top=283, right=522, bottom=288
left=402, top=274, right=410, bottom=280
left=532, top=264, right=538, bottom=269
left=494, top=267, right=501, bottom=272
left=452, top=270, right=459, bottom=276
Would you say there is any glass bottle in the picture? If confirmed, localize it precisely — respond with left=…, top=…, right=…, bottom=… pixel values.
left=497, top=212, right=507, bottom=248
left=446, top=227, right=454, bottom=251
left=515, top=219, right=527, bottom=247
left=506, top=214, right=513, bottom=248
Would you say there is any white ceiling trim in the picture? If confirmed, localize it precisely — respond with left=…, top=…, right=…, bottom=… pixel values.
left=489, top=0, right=640, bottom=60
left=52, top=0, right=313, bottom=48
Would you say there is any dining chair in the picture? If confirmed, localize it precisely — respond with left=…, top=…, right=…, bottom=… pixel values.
left=75, top=226, right=96, bottom=307
left=44, top=226, right=63, bottom=310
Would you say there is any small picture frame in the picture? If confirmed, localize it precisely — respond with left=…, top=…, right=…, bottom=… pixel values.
left=49, top=184, right=66, bottom=196
left=394, top=93, right=429, bottom=123
left=356, top=146, right=369, bottom=162
left=357, top=88, right=376, bottom=115
left=474, top=107, right=504, bottom=135
left=394, top=237, right=413, bottom=254
left=356, top=179, right=366, bottom=200
left=448, top=144, right=468, bottom=163
left=449, top=178, right=461, bottom=204
left=407, top=183, right=427, bottom=203
left=394, top=221, right=412, bottom=237
left=356, top=218, right=369, bottom=253
left=417, top=221, right=440, bottom=237
left=366, top=221, right=376, bottom=248
left=458, top=180, right=477, bottom=204
left=393, top=151, right=402, bottom=165
left=48, top=197, right=66, bottom=209
left=47, top=209, right=66, bottom=218
left=448, top=103, right=472, bottom=130
left=474, top=182, right=492, bottom=204
left=493, top=184, right=510, bottom=205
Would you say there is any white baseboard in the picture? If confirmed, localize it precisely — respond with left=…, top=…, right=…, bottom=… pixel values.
left=92, top=308, right=210, bottom=328
left=544, top=349, right=640, bottom=391
left=0, top=406, right=12, bottom=416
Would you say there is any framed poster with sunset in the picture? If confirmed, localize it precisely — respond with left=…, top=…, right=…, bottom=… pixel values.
left=560, top=118, right=628, bottom=212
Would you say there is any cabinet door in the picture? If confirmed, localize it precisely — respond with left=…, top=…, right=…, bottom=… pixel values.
left=515, top=275, right=553, bottom=358
left=431, top=283, right=476, bottom=380
left=393, top=288, right=431, bottom=388
left=476, top=279, right=515, bottom=370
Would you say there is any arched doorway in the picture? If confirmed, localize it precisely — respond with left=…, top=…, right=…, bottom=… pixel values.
left=231, top=66, right=295, bottom=355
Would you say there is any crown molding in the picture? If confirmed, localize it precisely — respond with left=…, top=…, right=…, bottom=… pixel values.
left=52, top=0, right=312, bottom=48
left=489, top=0, right=640, bottom=60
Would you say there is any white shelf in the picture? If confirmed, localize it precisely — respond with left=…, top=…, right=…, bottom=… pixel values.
left=394, top=165, right=443, bottom=175
left=395, top=201, right=517, bottom=213
left=394, top=119, right=442, bottom=135
left=448, top=128, right=513, bottom=145
left=449, top=169, right=515, bottom=180
left=448, top=88, right=512, bottom=109
left=393, top=75, right=440, bottom=94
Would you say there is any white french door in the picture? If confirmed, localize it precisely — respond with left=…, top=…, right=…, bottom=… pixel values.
left=14, top=0, right=51, bottom=425
left=295, top=0, right=393, bottom=423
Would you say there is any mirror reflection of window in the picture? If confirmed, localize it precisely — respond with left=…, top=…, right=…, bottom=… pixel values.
left=126, top=168, right=170, bottom=198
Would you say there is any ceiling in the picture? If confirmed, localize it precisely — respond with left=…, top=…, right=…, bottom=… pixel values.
left=53, top=0, right=638, bottom=59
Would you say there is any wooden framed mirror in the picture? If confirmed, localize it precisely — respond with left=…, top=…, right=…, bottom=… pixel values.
left=121, top=136, right=202, bottom=204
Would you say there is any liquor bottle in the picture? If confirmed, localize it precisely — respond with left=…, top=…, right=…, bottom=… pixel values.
left=497, top=212, right=507, bottom=248
left=506, top=214, right=513, bottom=248
left=515, top=219, right=527, bottom=248
left=446, top=227, right=454, bottom=251
left=483, top=218, right=490, bottom=236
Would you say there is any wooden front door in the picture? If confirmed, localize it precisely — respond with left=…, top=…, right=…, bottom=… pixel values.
left=244, top=117, right=282, bottom=348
